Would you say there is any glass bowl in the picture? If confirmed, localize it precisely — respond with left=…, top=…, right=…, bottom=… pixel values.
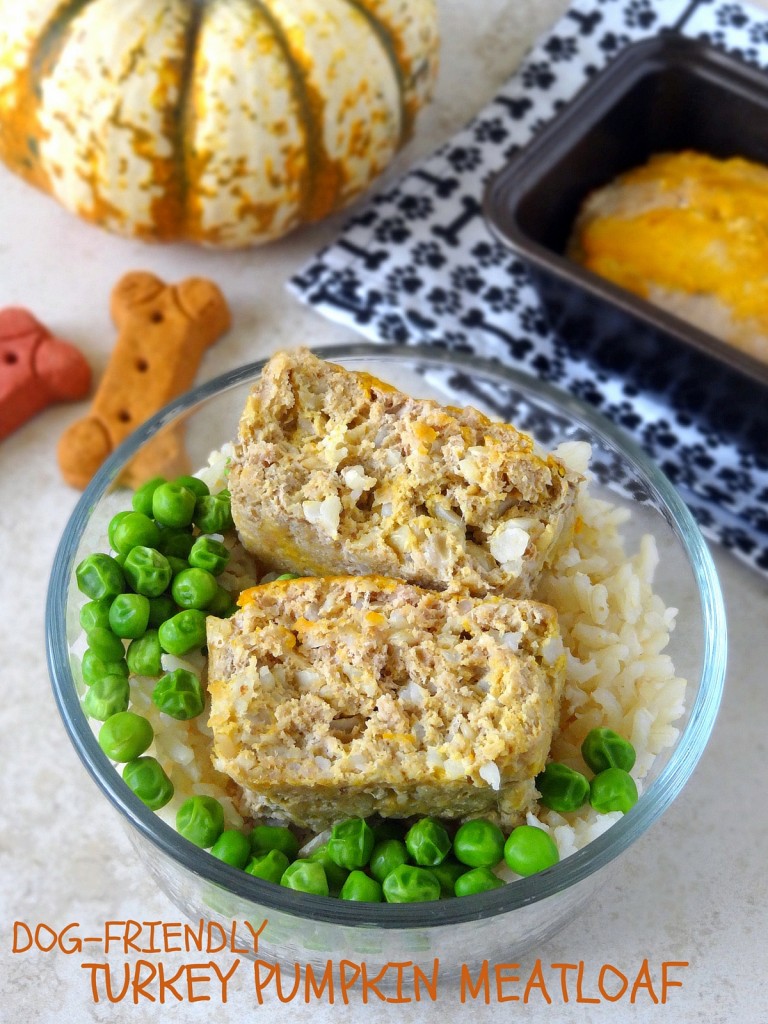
left=46, top=343, right=726, bottom=977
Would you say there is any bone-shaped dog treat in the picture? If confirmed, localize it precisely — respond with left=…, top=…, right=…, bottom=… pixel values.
left=58, top=272, right=231, bottom=489
left=0, top=308, right=91, bottom=441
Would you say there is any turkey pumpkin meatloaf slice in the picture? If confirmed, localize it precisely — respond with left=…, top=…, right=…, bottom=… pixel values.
left=228, top=349, right=582, bottom=598
left=206, top=575, right=566, bottom=831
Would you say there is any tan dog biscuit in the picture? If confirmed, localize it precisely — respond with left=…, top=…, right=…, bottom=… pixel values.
left=58, top=272, right=230, bottom=489
left=0, top=307, right=91, bottom=440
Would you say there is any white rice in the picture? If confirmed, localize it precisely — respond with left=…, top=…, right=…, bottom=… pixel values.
left=73, top=442, right=685, bottom=867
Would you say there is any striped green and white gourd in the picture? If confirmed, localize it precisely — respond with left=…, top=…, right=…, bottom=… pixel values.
left=0, top=0, right=439, bottom=246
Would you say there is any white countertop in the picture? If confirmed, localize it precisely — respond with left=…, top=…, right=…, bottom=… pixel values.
left=1, top=2, right=766, bottom=1022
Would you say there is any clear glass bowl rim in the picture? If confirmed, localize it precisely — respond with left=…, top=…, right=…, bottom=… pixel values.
left=46, top=343, right=726, bottom=930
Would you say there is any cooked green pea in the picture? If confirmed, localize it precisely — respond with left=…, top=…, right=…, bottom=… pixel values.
left=250, top=825, right=299, bottom=861
left=131, top=476, right=165, bottom=517
left=82, top=674, right=130, bottom=721
left=107, top=511, right=132, bottom=551
left=340, top=870, right=383, bottom=902
left=206, top=585, right=238, bottom=618
left=122, top=756, right=174, bottom=810
left=76, top=553, right=125, bottom=600
left=174, top=475, right=210, bottom=499
left=79, top=597, right=113, bottom=633
left=369, top=839, right=409, bottom=883
left=111, top=512, right=161, bottom=556
left=108, top=593, right=150, bottom=639
left=122, top=546, right=172, bottom=597
left=328, top=818, right=375, bottom=870
left=536, top=762, right=590, bottom=813
left=85, top=626, right=125, bottom=663
left=306, top=844, right=349, bottom=896
left=157, top=527, right=195, bottom=559
left=589, top=768, right=638, bottom=814
left=280, top=860, right=329, bottom=896
left=193, top=492, right=233, bottom=534
left=176, top=795, right=225, bottom=848
left=430, top=858, right=470, bottom=897
left=98, top=711, right=154, bottom=762
left=126, top=630, right=163, bottom=677
left=210, top=830, right=252, bottom=869
left=152, top=481, right=197, bottom=528
left=172, top=567, right=218, bottom=609
left=189, top=536, right=230, bottom=575
left=582, top=728, right=637, bottom=774
left=405, top=818, right=451, bottom=866
left=152, top=669, right=204, bottom=719
left=454, top=867, right=505, bottom=897
left=147, top=594, right=177, bottom=628
left=503, top=825, right=559, bottom=876
left=453, top=819, right=505, bottom=868
left=245, top=849, right=290, bottom=884
left=158, top=609, right=207, bottom=655
left=81, top=649, right=128, bottom=686
left=382, top=865, right=440, bottom=903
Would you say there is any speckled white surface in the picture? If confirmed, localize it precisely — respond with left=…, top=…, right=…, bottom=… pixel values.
left=1, top=2, right=766, bottom=1022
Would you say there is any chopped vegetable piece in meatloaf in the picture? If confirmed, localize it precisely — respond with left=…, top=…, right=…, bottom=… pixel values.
left=228, top=349, right=581, bottom=598
left=206, top=575, right=566, bottom=831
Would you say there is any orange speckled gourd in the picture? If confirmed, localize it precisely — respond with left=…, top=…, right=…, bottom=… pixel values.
left=0, top=0, right=439, bottom=247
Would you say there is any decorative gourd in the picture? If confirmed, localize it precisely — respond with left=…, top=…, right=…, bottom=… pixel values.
left=0, top=0, right=439, bottom=247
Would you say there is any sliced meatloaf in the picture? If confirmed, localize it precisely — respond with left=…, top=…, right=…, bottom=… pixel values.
left=228, top=348, right=582, bottom=598
left=206, top=575, right=566, bottom=831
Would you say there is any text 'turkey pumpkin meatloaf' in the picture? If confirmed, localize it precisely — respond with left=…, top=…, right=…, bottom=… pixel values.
left=228, top=349, right=581, bottom=598
left=206, top=576, right=566, bottom=831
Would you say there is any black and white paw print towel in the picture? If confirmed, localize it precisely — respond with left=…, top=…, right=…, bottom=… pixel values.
left=289, top=0, right=768, bottom=579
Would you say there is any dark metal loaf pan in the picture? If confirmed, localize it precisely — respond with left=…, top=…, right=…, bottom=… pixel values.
left=484, top=32, right=768, bottom=455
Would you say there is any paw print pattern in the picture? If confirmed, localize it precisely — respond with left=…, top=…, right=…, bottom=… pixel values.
left=473, top=117, right=510, bottom=145
left=544, top=35, right=579, bottom=62
left=623, top=0, right=657, bottom=29
left=411, top=241, right=446, bottom=270
left=716, top=3, right=749, bottom=28
left=598, top=31, right=632, bottom=54
left=377, top=312, right=411, bottom=344
left=425, top=286, right=462, bottom=317
left=518, top=306, right=550, bottom=337
left=373, top=217, right=411, bottom=245
left=503, top=257, right=532, bottom=285
left=470, top=240, right=506, bottom=269
left=482, top=285, right=519, bottom=314
left=444, top=146, right=483, bottom=174
left=384, top=266, right=423, bottom=300
left=716, top=466, right=755, bottom=494
left=397, top=193, right=435, bottom=221
left=451, top=264, right=486, bottom=295
left=522, top=61, right=556, bottom=90
left=569, top=377, right=606, bottom=408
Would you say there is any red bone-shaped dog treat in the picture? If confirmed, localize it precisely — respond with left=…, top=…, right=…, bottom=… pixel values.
left=0, top=308, right=91, bottom=440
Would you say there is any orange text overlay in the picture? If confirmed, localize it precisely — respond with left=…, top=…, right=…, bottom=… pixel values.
left=8, top=921, right=688, bottom=1006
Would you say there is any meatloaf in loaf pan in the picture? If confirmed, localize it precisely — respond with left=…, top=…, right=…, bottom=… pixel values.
left=569, top=150, right=768, bottom=364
